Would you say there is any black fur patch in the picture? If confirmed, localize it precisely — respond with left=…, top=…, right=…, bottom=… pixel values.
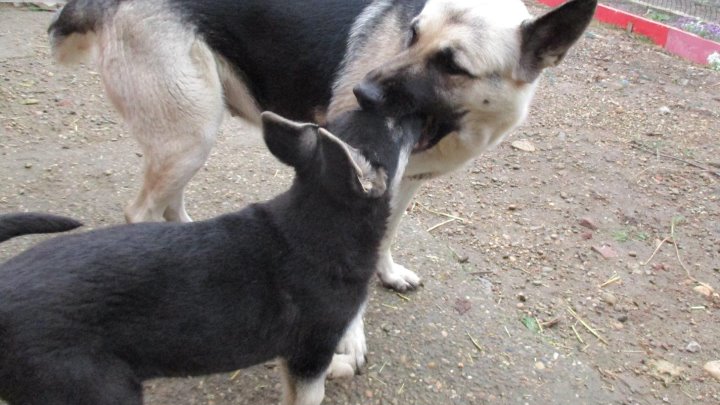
left=0, top=213, right=82, bottom=243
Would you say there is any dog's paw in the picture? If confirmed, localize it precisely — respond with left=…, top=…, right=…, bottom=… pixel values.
left=327, top=354, right=355, bottom=379
left=335, top=318, right=367, bottom=374
left=378, top=261, right=422, bottom=292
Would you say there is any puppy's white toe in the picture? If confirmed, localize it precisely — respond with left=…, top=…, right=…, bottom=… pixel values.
left=327, top=354, right=355, bottom=379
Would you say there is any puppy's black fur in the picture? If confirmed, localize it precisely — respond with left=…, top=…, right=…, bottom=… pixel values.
left=0, top=111, right=422, bottom=405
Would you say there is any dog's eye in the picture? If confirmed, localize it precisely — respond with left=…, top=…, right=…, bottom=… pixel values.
left=408, top=23, right=419, bottom=47
left=433, top=48, right=471, bottom=77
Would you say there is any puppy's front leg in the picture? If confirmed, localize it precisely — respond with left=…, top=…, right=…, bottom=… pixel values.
left=376, top=179, right=423, bottom=291
left=279, top=360, right=327, bottom=405
left=331, top=302, right=367, bottom=377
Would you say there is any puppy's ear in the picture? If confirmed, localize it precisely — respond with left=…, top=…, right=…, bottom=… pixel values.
left=515, top=0, right=596, bottom=83
left=318, top=128, right=388, bottom=198
left=261, top=111, right=319, bottom=169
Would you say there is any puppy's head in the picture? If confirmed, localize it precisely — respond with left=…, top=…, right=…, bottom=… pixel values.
left=261, top=111, right=421, bottom=202
left=353, top=0, right=597, bottom=146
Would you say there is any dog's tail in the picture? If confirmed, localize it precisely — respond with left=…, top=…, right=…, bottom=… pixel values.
left=48, top=0, right=123, bottom=65
left=0, top=213, right=83, bottom=244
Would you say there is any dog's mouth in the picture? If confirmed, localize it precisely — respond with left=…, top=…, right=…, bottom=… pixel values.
left=413, top=111, right=467, bottom=153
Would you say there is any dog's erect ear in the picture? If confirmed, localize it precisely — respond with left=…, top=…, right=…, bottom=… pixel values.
left=261, top=111, right=319, bottom=169
left=317, top=128, right=388, bottom=198
left=516, top=0, right=597, bottom=83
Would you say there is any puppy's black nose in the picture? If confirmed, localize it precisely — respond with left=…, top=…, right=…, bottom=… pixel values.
left=353, top=81, right=383, bottom=111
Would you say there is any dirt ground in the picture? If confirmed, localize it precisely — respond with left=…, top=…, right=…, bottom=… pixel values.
left=1, top=2, right=719, bottom=404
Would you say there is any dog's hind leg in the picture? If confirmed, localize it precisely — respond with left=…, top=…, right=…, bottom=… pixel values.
left=376, top=178, right=424, bottom=291
left=96, top=4, right=225, bottom=223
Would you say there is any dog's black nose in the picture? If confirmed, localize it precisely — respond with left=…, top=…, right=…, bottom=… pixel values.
left=353, top=81, right=383, bottom=111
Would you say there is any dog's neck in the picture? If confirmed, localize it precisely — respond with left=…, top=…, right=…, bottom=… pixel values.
left=265, top=182, right=391, bottom=276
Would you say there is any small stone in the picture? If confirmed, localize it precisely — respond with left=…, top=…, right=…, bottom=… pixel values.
left=508, top=204, right=518, bottom=211
left=427, top=362, right=437, bottom=369
left=592, top=245, right=618, bottom=259
left=617, top=314, right=628, bottom=323
left=535, top=361, right=545, bottom=370
left=610, top=320, right=624, bottom=330
left=704, top=361, right=720, bottom=381
left=511, top=140, right=536, bottom=152
left=694, top=285, right=714, bottom=298
left=579, top=217, right=599, bottom=231
left=658, top=106, right=671, bottom=115
left=601, top=292, right=617, bottom=306
left=516, top=302, right=524, bottom=309
left=628, top=251, right=637, bottom=257
left=686, top=341, right=701, bottom=353
left=517, top=292, right=527, bottom=302
left=24, top=163, right=33, bottom=169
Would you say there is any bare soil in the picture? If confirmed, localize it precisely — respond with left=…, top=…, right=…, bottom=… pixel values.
left=1, top=3, right=719, bottom=404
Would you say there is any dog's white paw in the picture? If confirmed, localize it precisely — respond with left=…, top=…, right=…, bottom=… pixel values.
left=377, top=253, right=421, bottom=291
left=335, top=315, right=367, bottom=374
left=327, top=354, right=355, bottom=379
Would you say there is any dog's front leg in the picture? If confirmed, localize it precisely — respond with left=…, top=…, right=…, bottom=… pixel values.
left=331, top=301, right=367, bottom=377
left=376, top=178, right=424, bottom=291
left=279, top=360, right=327, bottom=405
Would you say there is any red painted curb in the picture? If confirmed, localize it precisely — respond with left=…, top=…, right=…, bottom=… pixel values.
left=535, top=0, right=720, bottom=65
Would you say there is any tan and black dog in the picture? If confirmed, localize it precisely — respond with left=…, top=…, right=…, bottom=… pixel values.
left=49, top=0, right=597, bottom=372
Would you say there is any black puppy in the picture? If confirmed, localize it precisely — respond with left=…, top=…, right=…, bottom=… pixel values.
left=0, top=111, right=422, bottom=405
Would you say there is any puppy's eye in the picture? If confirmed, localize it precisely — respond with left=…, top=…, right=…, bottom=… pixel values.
left=433, top=48, right=472, bottom=77
left=408, top=23, right=419, bottom=47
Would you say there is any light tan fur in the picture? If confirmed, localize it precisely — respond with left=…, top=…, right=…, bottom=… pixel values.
left=53, top=0, right=262, bottom=223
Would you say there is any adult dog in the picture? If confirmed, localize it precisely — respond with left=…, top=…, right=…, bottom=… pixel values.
left=49, top=0, right=597, bottom=371
left=0, top=110, right=423, bottom=405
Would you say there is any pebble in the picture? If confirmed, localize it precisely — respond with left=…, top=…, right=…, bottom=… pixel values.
left=694, top=285, right=714, bottom=298
left=686, top=341, right=701, bottom=353
left=24, top=163, right=32, bottom=169
left=511, top=139, right=536, bottom=152
left=601, top=292, right=617, bottom=306
left=579, top=217, right=599, bottom=230
left=535, top=361, right=546, bottom=370
left=592, top=245, right=618, bottom=259
left=628, top=251, right=637, bottom=257
left=658, top=106, right=672, bottom=115
left=704, top=361, right=720, bottom=381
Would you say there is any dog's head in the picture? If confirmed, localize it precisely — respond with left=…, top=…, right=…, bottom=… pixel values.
left=353, top=0, right=597, bottom=149
left=261, top=111, right=422, bottom=203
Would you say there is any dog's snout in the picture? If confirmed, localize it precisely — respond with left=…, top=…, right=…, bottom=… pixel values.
left=353, top=81, right=383, bottom=111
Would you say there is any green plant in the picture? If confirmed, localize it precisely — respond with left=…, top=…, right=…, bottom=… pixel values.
left=646, top=10, right=672, bottom=23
